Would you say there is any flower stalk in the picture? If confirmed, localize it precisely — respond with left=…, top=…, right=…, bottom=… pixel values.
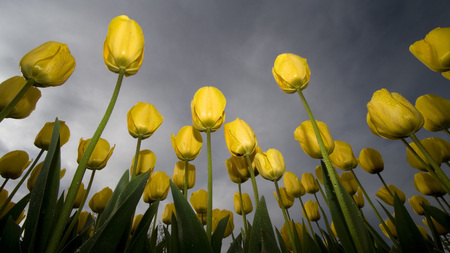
left=245, top=153, right=259, bottom=207
left=206, top=128, right=213, bottom=241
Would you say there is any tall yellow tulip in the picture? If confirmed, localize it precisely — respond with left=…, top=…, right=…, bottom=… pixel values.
left=131, top=214, right=143, bottom=235
left=376, top=185, right=406, bottom=206
left=191, top=86, right=226, bottom=132
left=144, top=171, right=170, bottom=202
left=301, top=172, right=319, bottom=194
left=0, top=150, right=31, bottom=179
left=162, top=203, right=176, bottom=225
left=415, top=94, right=450, bottom=132
left=224, top=118, right=257, bottom=157
left=329, top=140, right=358, bottom=171
left=172, top=161, right=196, bottom=190
left=423, top=217, right=448, bottom=235
left=127, top=102, right=163, bottom=139
left=190, top=189, right=208, bottom=214
left=294, top=120, right=334, bottom=159
left=406, top=138, right=443, bottom=171
left=233, top=192, right=253, bottom=215
left=358, top=148, right=384, bottom=174
left=303, top=200, right=320, bottom=221
left=72, top=183, right=86, bottom=209
left=254, top=148, right=286, bottom=181
left=380, top=218, right=397, bottom=239
left=339, top=172, right=358, bottom=196
left=434, top=137, right=450, bottom=162
left=273, top=187, right=294, bottom=209
left=410, top=27, right=450, bottom=73
left=130, top=149, right=156, bottom=176
left=171, top=125, right=203, bottom=161
left=77, top=211, right=93, bottom=234
left=408, top=195, right=430, bottom=215
left=212, top=209, right=234, bottom=238
left=34, top=121, right=70, bottom=150
left=281, top=221, right=308, bottom=250
left=283, top=171, right=305, bottom=198
left=0, top=76, right=41, bottom=119
left=88, top=187, right=113, bottom=214
left=414, top=172, right=446, bottom=197
left=225, top=156, right=249, bottom=184
left=353, top=188, right=365, bottom=208
left=77, top=138, right=115, bottom=170
left=272, top=53, right=311, bottom=93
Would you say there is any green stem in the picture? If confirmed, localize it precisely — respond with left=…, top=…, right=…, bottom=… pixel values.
left=376, top=172, right=393, bottom=198
left=206, top=128, right=213, bottom=242
left=313, top=193, right=331, bottom=237
left=131, top=135, right=143, bottom=179
left=299, top=197, right=314, bottom=236
left=0, top=78, right=35, bottom=123
left=315, top=221, right=326, bottom=242
left=317, top=179, right=329, bottom=206
left=184, top=160, right=188, bottom=199
left=434, top=197, right=449, bottom=215
left=274, top=180, right=298, bottom=253
left=152, top=208, right=158, bottom=238
left=0, top=179, right=8, bottom=194
left=238, top=183, right=248, bottom=239
left=45, top=68, right=125, bottom=253
left=245, top=153, right=259, bottom=207
left=440, top=196, right=450, bottom=210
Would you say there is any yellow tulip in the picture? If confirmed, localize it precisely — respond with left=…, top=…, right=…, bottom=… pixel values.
left=408, top=195, right=430, bottom=216
left=329, top=140, right=358, bottom=171
left=281, top=221, right=307, bottom=250
left=433, top=137, right=450, bottom=162
left=358, top=147, right=384, bottom=174
left=367, top=89, right=424, bottom=140
left=0, top=76, right=41, bottom=119
left=376, top=185, right=406, bottom=206
left=272, top=53, right=311, bottom=93
left=225, top=156, right=249, bottom=184
left=130, top=149, right=156, bottom=176
left=301, top=172, right=319, bottom=194
left=273, top=187, right=294, bottom=209
left=353, top=188, right=365, bottom=208
left=423, top=217, right=448, bottom=235
left=20, top=41, right=76, bottom=87
left=406, top=138, right=443, bottom=171
left=27, top=162, right=43, bottom=191
left=88, top=187, right=113, bottom=214
left=416, top=225, right=430, bottom=239
left=127, top=102, right=163, bottom=139
left=414, top=172, right=446, bottom=197
left=172, top=161, right=195, bottom=190
left=131, top=214, right=143, bottom=235
left=77, top=211, right=93, bottom=234
left=294, top=120, right=334, bottom=159
left=144, top=171, right=170, bottom=202
left=331, top=222, right=338, bottom=238
left=190, top=189, right=208, bottom=214
left=77, top=138, right=115, bottom=170
left=72, top=183, right=86, bottom=209
left=162, top=203, right=176, bottom=225
left=171, top=125, right=203, bottom=161
left=283, top=171, right=305, bottom=198
left=233, top=192, right=253, bottom=215
left=224, top=118, right=257, bottom=157
left=254, top=148, right=286, bottom=181
left=103, top=15, right=144, bottom=76
left=303, top=200, right=320, bottom=221
left=415, top=94, right=450, bottom=132
left=380, top=218, right=397, bottom=239
left=410, top=27, right=450, bottom=73
left=191, top=86, right=226, bottom=132
left=212, top=209, right=234, bottom=238
left=339, top=172, right=358, bottom=196
left=0, top=150, right=31, bottom=179
left=34, top=121, right=70, bottom=150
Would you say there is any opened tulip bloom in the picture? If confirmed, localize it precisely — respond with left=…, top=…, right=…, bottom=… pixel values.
left=415, top=94, right=450, bottom=132
left=283, top=171, right=305, bottom=198
left=233, top=192, right=253, bottom=215
left=34, top=121, right=70, bottom=150
left=254, top=148, right=286, bottom=181
left=144, top=171, right=170, bottom=202
left=409, top=195, right=430, bottom=215
left=77, top=138, right=115, bottom=170
left=162, top=203, right=176, bottom=225
left=301, top=172, right=319, bottom=194
left=191, top=86, right=226, bottom=132
left=272, top=53, right=311, bottom=93
left=329, top=140, right=358, bottom=171
left=358, top=147, right=384, bottom=174
left=127, top=102, right=163, bottom=139
left=190, top=189, right=208, bottom=214
left=294, top=120, right=335, bottom=159
left=171, top=125, right=203, bottom=161
left=172, top=161, right=196, bottom=190
left=88, top=187, right=113, bottom=213
left=0, top=150, right=31, bottom=179
left=414, top=172, right=446, bottom=197
left=376, top=184, right=406, bottom=206
left=224, top=118, right=257, bottom=157
left=130, top=149, right=156, bottom=176
left=0, top=76, right=41, bottom=119
left=406, top=138, right=443, bottom=171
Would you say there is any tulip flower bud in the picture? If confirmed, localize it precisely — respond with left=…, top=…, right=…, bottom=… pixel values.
left=254, top=148, right=286, bottom=182
left=190, top=189, right=208, bottom=214
left=72, top=182, right=86, bottom=209
left=408, top=195, right=430, bottom=216
left=415, top=94, right=450, bottom=132
left=303, top=200, right=320, bottom=221
left=329, top=140, right=358, bottom=171
left=130, top=149, right=156, bottom=176
left=414, top=172, right=446, bottom=197
left=0, top=76, right=41, bottom=119
left=34, top=121, right=70, bottom=150
left=294, top=120, right=334, bottom=159
left=212, top=209, right=234, bottom=238
left=171, top=125, right=203, bottom=161
left=233, top=192, right=253, bottom=215
left=225, top=156, right=249, bottom=184
left=88, top=187, right=113, bottom=214
left=301, top=173, right=319, bottom=194
left=339, top=172, right=358, bottom=196
left=406, top=138, right=443, bottom=171
left=376, top=185, right=406, bottom=206
left=272, top=53, right=311, bottom=93
left=144, top=171, right=170, bottom=202
left=353, top=188, right=365, bottom=208
left=433, top=137, right=450, bottom=162
left=410, top=27, right=450, bottom=73
left=358, top=148, right=384, bottom=174
left=224, top=118, right=257, bottom=157
left=0, top=150, right=31, bottom=179
left=423, top=217, right=448, bottom=235
left=103, top=15, right=145, bottom=76
left=77, top=211, right=93, bottom=234
left=162, top=203, right=176, bottom=225
left=380, top=218, right=397, bottom=239
left=20, top=41, right=76, bottom=87
left=172, top=161, right=196, bottom=190
left=77, top=138, right=115, bottom=170
left=273, top=187, right=294, bottom=209
left=127, top=102, right=163, bottom=139
left=131, top=214, right=143, bottom=235
left=281, top=221, right=307, bottom=250
left=191, top=86, right=226, bottom=132
left=367, top=89, right=424, bottom=140
left=283, top=171, right=305, bottom=198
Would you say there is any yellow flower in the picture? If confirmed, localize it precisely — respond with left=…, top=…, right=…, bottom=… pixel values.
left=329, top=140, right=358, bottom=171
left=303, top=200, right=320, bottom=221
left=315, top=165, right=324, bottom=185
left=0, top=76, right=41, bottom=119
left=406, top=138, right=443, bottom=171
left=103, top=15, right=144, bottom=76
left=225, top=156, right=249, bottom=184
left=423, top=217, right=448, bottom=235
left=77, top=211, right=93, bottom=234
left=380, top=218, right=397, bottom=239
left=417, top=225, right=430, bottom=239
left=367, top=89, right=424, bottom=140
left=358, top=147, right=384, bottom=174
left=415, top=94, right=450, bottom=132
left=353, top=188, right=365, bottom=208
left=273, top=187, right=294, bottom=209
left=224, top=118, right=257, bottom=157
left=20, top=41, right=76, bottom=87
left=171, top=125, right=203, bottom=161
left=434, top=137, right=450, bottom=162
left=212, top=209, right=234, bottom=238
left=144, top=171, right=170, bottom=202
left=409, top=27, right=450, bottom=73
left=408, top=195, right=430, bottom=216
left=254, top=148, right=286, bottom=181
left=294, top=120, right=334, bottom=159
left=77, top=138, right=115, bottom=170
left=162, top=203, right=176, bottom=225
left=172, top=161, right=196, bottom=190
left=34, top=121, right=70, bottom=150
left=233, top=192, right=253, bottom=215
left=283, top=171, right=305, bottom=198
left=339, top=172, right=358, bottom=196
left=27, top=162, right=64, bottom=191
left=72, top=183, right=86, bottom=209
left=191, top=86, right=226, bottom=132
left=376, top=185, right=406, bottom=206
left=130, top=149, right=156, bottom=176
left=281, top=221, right=308, bottom=250
left=272, top=53, right=311, bottom=93
left=190, top=189, right=208, bottom=214
left=127, top=102, right=163, bottom=139
left=88, top=187, right=113, bottom=214
left=414, top=172, right=446, bottom=197
left=301, top=172, right=319, bottom=194
left=131, top=214, right=143, bottom=235
left=0, top=150, right=31, bottom=179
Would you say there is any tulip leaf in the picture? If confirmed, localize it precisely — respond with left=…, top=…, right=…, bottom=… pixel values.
left=0, top=193, right=30, bottom=232
left=169, top=180, right=212, bottom=253
left=261, top=228, right=282, bottom=253
left=422, top=212, right=444, bottom=252
left=274, top=228, right=289, bottom=253
left=248, top=196, right=280, bottom=253
left=301, top=225, right=319, bottom=253
left=363, top=219, right=390, bottom=253
left=61, top=214, right=95, bottom=253
left=211, top=215, right=229, bottom=253
left=170, top=214, right=179, bottom=253
left=423, top=205, right=450, bottom=232
left=227, top=233, right=244, bottom=253
left=0, top=217, right=21, bottom=252
left=126, top=200, right=159, bottom=253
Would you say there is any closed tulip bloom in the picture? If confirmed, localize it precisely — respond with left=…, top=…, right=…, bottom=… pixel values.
left=0, top=76, right=41, bottom=119
left=417, top=225, right=430, bottom=239
left=274, top=187, right=294, bottom=209
left=283, top=171, right=305, bottom=198
left=376, top=185, right=406, bottom=206
left=191, top=86, right=226, bottom=132
left=329, top=140, right=358, bottom=171
left=172, top=161, right=195, bottom=190
left=339, top=172, right=359, bottom=196
left=190, top=189, right=208, bottom=214
left=171, top=125, right=203, bottom=161
left=0, top=150, right=31, bottom=179
left=358, top=148, right=384, bottom=174
left=423, top=217, right=448, bottom=235
left=20, top=41, right=76, bottom=87
left=414, top=172, right=446, bottom=197
left=88, top=187, right=113, bottom=214
left=367, top=89, right=424, bottom=140
left=103, top=15, right=144, bottom=76
left=34, top=121, right=70, bottom=150
left=144, top=171, right=170, bottom=202
left=434, top=137, right=450, bottom=162
left=212, top=209, right=234, bottom=238
left=225, top=156, right=249, bottom=184
left=77, top=138, right=115, bottom=170
left=162, top=203, right=176, bottom=225
left=415, top=94, right=450, bottom=132
left=127, top=102, right=163, bottom=139
left=224, top=118, right=257, bottom=156
left=303, top=200, right=320, bottom=221
left=353, top=188, right=365, bottom=208
left=301, top=173, right=319, bottom=194
left=272, top=53, right=311, bottom=93
left=131, top=214, right=143, bottom=235
left=77, top=211, right=93, bottom=234
left=281, top=221, right=307, bottom=250
left=406, top=138, right=443, bottom=171
left=380, top=218, right=397, bottom=239
left=294, top=120, right=335, bottom=159
left=409, top=195, right=430, bottom=215
left=254, top=148, right=286, bottom=181
left=72, top=183, right=86, bottom=209
left=130, top=149, right=156, bottom=176
left=410, top=27, right=450, bottom=73
left=233, top=192, right=253, bottom=215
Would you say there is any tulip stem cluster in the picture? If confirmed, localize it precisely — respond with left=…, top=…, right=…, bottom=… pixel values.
left=0, top=78, right=35, bottom=123
left=245, top=154, right=259, bottom=207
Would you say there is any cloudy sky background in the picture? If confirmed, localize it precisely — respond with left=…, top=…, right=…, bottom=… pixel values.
left=1, top=0, right=449, bottom=247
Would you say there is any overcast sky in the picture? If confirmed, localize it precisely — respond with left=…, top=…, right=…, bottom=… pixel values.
left=0, top=0, right=449, bottom=247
